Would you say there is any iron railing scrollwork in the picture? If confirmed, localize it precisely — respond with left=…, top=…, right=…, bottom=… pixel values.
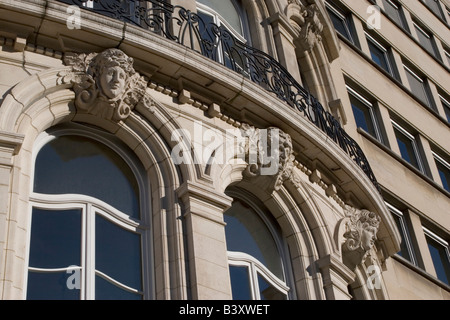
left=56, top=0, right=380, bottom=190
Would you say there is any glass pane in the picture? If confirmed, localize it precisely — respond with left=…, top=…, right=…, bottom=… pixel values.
left=197, top=0, right=243, bottom=35
left=394, top=128, right=420, bottom=169
left=27, top=271, right=80, bottom=300
left=29, top=208, right=81, bottom=268
left=34, top=135, right=140, bottom=218
left=257, top=273, right=287, bottom=300
left=444, top=103, right=450, bottom=123
left=229, top=265, right=252, bottom=300
left=381, top=0, right=407, bottom=28
left=224, top=200, right=283, bottom=279
left=350, top=95, right=376, bottom=137
left=95, top=214, right=142, bottom=290
left=426, top=236, right=450, bottom=285
left=404, top=69, right=429, bottom=106
left=95, top=275, right=142, bottom=300
left=391, top=213, right=413, bottom=262
left=368, top=40, right=390, bottom=73
left=414, top=24, right=437, bottom=57
left=424, top=0, right=445, bottom=19
left=435, top=160, right=450, bottom=192
left=327, top=9, right=352, bottom=41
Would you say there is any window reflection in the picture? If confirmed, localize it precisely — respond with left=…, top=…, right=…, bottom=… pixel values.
left=29, top=208, right=82, bottom=269
left=224, top=194, right=290, bottom=300
left=224, top=200, right=283, bottom=279
left=95, top=214, right=142, bottom=290
left=34, top=135, right=140, bottom=218
left=229, top=266, right=252, bottom=300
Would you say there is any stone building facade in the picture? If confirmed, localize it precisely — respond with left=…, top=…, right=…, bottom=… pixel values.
left=0, top=0, right=448, bottom=300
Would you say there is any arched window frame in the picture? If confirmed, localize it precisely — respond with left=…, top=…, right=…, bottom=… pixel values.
left=25, top=124, right=154, bottom=300
left=196, top=0, right=250, bottom=42
left=225, top=189, right=295, bottom=300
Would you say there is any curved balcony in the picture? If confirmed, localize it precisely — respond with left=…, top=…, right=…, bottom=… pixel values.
left=57, top=0, right=379, bottom=189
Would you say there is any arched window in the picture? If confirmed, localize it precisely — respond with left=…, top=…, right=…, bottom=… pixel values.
left=197, top=0, right=247, bottom=40
left=196, top=0, right=250, bottom=73
left=26, top=126, right=151, bottom=300
left=224, top=190, right=291, bottom=300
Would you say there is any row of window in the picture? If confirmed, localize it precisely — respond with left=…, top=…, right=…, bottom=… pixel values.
left=326, top=0, right=450, bottom=122
left=386, top=200, right=450, bottom=286
left=347, top=84, right=450, bottom=193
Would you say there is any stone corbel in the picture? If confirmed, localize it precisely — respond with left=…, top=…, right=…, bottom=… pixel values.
left=337, top=205, right=382, bottom=271
left=241, top=124, right=295, bottom=193
left=286, top=1, right=324, bottom=52
left=61, top=48, right=154, bottom=121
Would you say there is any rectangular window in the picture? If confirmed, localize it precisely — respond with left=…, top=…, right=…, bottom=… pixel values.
left=440, top=94, right=450, bottom=122
left=365, top=32, right=395, bottom=76
left=445, top=49, right=450, bottom=67
left=422, top=0, right=446, bottom=20
left=413, top=21, right=440, bottom=60
left=386, top=203, right=417, bottom=265
left=403, top=64, right=433, bottom=108
left=347, top=86, right=382, bottom=141
left=432, top=151, right=450, bottom=192
left=391, top=120, right=424, bottom=172
left=381, top=0, right=409, bottom=30
left=325, top=2, right=356, bottom=45
left=423, top=227, right=450, bottom=285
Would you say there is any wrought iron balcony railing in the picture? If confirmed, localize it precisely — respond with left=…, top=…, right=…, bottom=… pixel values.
left=56, top=0, right=379, bottom=189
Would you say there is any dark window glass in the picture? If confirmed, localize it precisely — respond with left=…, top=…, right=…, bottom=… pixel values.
left=393, top=126, right=421, bottom=170
left=350, top=94, right=377, bottom=138
left=224, top=200, right=283, bottom=278
left=27, top=271, right=81, bottom=300
left=229, top=266, right=252, bottom=300
left=441, top=96, right=450, bottom=122
left=95, top=276, right=142, bottom=300
left=414, top=23, right=439, bottom=59
left=404, top=67, right=431, bottom=107
left=381, top=0, right=408, bottom=29
left=34, top=136, right=140, bottom=218
left=327, top=7, right=354, bottom=43
left=435, top=159, right=450, bottom=192
left=95, top=214, right=142, bottom=291
left=367, top=37, right=392, bottom=74
left=29, top=208, right=81, bottom=268
left=391, top=212, right=413, bottom=262
left=257, top=273, right=287, bottom=300
left=425, top=235, right=450, bottom=285
left=423, top=0, right=445, bottom=19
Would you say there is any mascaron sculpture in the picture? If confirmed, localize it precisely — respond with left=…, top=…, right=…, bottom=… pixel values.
left=63, top=48, right=152, bottom=121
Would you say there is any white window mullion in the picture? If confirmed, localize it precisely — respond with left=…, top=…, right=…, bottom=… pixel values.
left=85, top=203, right=95, bottom=300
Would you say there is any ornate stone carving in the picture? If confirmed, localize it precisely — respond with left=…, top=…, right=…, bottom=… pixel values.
left=341, top=205, right=381, bottom=270
left=241, top=124, right=295, bottom=191
left=62, top=48, right=153, bottom=121
left=287, top=1, right=324, bottom=52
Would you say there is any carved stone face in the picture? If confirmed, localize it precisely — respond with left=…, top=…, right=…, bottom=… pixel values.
left=361, top=225, right=377, bottom=251
left=99, top=65, right=127, bottom=99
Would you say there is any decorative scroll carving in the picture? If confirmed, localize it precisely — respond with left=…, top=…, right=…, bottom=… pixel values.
left=287, top=1, right=324, bottom=52
left=297, top=4, right=323, bottom=52
left=241, top=124, right=295, bottom=191
left=62, top=48, right=153, bottom=121
left=341, top=205, right=381, bottom=270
